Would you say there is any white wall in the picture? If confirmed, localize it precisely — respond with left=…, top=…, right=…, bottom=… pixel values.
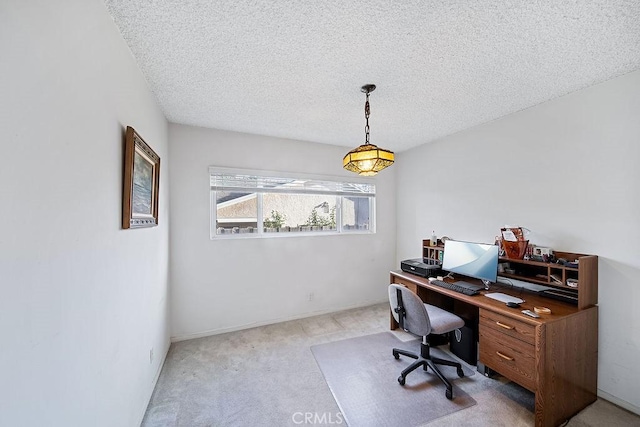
left=396, top=70, right=640, bottom=413
left=169, top=124, right=396, bottom=340
left=0, top=1, right=169, bottom=426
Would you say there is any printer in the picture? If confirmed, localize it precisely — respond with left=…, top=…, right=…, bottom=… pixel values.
left=400, top=258, right=442, bottom=278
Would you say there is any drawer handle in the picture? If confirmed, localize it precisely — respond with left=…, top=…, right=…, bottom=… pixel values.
left=496, top=321, right=514, bottom=330
left=496, top=351, right=514, bottom=361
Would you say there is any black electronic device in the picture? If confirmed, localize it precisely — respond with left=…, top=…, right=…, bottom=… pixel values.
left=539, top=288, right=578, bottom=305
left=400, top=258, right=441, bottom=278
left=506, top=301, right=521, bottom=308
left=450, top=320, right=477, bottom=365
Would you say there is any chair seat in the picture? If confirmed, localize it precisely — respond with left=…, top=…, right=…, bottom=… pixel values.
left=423, top=303, right=464, bottom=335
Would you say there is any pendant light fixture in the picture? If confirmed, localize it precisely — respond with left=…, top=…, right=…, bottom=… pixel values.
left=343, top=84, right=394, bottom=176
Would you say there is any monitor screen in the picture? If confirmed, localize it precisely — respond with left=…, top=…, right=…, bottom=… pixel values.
left=442, top=240, right=499, bottom=283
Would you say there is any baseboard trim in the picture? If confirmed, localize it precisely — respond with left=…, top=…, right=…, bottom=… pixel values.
left=152, top=341, right=171, bottom=385
left=598, top=389, right=640, bottom=415
left=170, top=299, right=387, bottom=342
left=138, top=339, right=171, bottom=426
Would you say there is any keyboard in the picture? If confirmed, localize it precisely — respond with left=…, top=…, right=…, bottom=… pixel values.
left=539, top=288, right=578, bottom=305
left=430, top=279, right=482, bottom=296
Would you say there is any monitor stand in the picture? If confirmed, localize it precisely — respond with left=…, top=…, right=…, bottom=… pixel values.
left=482, top=280, right=491, bottom=291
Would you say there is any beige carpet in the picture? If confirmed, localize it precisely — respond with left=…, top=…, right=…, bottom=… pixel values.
left=142, top=303, right=639, bottom=426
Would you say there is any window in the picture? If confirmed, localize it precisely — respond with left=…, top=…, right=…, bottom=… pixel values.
left=210, top=167, right=376, bottom=238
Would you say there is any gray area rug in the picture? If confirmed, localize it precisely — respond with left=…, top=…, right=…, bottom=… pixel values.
left=311, top=332, right=477, bottom=427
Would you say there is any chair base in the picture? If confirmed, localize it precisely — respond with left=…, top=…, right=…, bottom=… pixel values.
left=393, top=342, right=464, bottom=400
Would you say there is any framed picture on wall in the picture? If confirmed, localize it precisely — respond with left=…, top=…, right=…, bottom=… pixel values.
left=122, top=126, right=160, bottom=229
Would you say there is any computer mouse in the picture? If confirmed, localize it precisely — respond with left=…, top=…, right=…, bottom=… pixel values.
left=506, top=302, right=521, bottom=308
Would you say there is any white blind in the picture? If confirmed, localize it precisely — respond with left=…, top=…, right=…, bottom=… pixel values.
left=210, top=170, right=375, bottom=196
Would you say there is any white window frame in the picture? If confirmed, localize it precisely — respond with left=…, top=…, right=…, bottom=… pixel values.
left=209, top=167, right=376, bottom=239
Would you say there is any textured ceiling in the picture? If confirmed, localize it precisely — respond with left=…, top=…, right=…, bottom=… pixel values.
left=104, top=1, right=640, bottom=152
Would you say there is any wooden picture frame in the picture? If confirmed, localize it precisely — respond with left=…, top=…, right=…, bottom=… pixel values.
left=122, top=126, right=160, bottom=229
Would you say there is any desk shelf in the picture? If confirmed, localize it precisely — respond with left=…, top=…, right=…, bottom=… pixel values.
left=422, top=240, right=445, bottom=262
left=499, top=251, right=597, bottom=309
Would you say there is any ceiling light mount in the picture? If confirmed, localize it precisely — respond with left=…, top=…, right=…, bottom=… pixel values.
left=361, top=84, right=376, bottom=94
left=343, top=84, right=394, bottom=176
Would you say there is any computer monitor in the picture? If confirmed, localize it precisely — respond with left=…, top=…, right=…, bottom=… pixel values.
left=442, top=240, right=499, bottom=285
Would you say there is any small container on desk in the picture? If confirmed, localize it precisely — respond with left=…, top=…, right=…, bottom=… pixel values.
left=503, top=240, right=529, bottom=260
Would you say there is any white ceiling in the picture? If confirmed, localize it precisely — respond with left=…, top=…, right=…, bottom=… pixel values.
left=104, top=1, right=640, bottom=152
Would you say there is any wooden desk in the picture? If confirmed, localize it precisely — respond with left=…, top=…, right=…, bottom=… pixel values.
left=390, top=270, right=598, bottom=427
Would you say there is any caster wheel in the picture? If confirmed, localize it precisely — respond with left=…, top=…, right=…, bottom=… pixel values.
left=393, top=351, right=399, bottom=360
left=457, top=367, right=464, bottom=377
left=445, top=389, right=452, bottom=400
left=398, top=376, right=405, bottom=386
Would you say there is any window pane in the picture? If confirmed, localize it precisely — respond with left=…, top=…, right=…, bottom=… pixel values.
left=210, top=168, right=376, bottom=239
left=263, top=193, right=337, bottom=233
left=342, top=196, right=371, bottom=231
left=215, top=191, right=257, bottom=235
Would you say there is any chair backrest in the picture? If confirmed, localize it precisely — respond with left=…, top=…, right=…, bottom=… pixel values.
left=388, top=284, right=432, bottom=337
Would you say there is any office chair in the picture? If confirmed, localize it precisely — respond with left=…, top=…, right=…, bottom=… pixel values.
left=388, top=284, right=465, bottom=400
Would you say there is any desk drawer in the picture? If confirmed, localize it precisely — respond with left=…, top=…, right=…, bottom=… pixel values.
left=479, top=325, right=536, bottom=392
left=479, top=308, right=536, bottom=345
left=392, top=277, right=418, bottom=294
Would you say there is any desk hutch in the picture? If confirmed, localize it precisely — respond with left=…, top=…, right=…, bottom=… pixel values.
left=391, top=239, right=598, bottom=427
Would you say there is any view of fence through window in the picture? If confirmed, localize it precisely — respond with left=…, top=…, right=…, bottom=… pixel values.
left=210, top=168, right=375, bottom=238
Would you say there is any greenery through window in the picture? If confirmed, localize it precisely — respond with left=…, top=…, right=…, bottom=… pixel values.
left=210, top=167, right=376, bottom=238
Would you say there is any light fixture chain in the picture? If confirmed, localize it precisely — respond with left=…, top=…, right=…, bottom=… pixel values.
left=364, top=93, right=370, bottom=145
